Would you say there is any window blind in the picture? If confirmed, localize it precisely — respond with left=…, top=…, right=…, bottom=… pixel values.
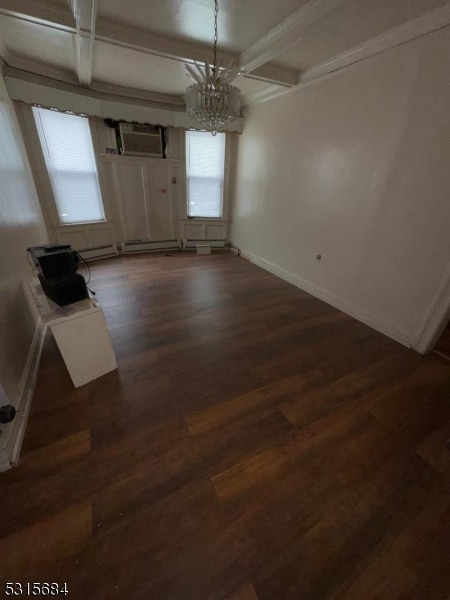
left=186, top=131, right=225, bottom=218
left=32, top=107, right=105, bottom=225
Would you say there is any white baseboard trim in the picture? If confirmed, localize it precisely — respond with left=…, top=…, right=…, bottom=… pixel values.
left=0, top=318, right=47, bottom=472
left=237, top=247, right=416, bottom=350
left=78, top=244, right=118, bottom=261
left=121, top=241, right=181, bottom=254
left=183, top=239, right=226, bottom=248
left=414, top=263, right=450, bottom=354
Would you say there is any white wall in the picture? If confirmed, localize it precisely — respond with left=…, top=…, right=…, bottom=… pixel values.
left=231, top=27, right=450, bottom=350
left=0, top=69, right=48, bottom=403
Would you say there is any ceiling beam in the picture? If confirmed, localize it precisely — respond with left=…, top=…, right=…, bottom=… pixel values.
left=246, top=1, right=450, bottom=108
left=96, top=20, right=300, bottom=87
left=299, top=1, right=450, bottom=84
left=70, top=0, right=96, bottom=86
left=0, top=3, right=296, bottom=88
left=240, top=0, right=356, bottom=73
left=0, top=2, right=300, bottom=89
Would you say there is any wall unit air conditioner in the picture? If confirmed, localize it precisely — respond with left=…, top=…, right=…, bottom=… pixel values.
left=119, top=123, right=164, bottom=157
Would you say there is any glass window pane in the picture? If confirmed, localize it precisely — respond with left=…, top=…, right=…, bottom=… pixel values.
left=32, top=107, right=105, bottom=225
left=186, top=131, right=225, bottom=218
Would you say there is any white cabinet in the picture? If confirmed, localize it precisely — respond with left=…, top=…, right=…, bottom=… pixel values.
left=29, top=279, right=117, bottom=388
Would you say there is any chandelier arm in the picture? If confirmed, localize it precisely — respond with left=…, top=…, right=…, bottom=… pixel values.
left=193, top=61, right=206, bottom=80
left=185, top=63, right=203, bottom=84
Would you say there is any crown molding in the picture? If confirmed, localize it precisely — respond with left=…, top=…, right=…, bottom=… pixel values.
left=89, top=80, right=184, bottom=106
left=249, top=63, right=299, bottom=87
left=246, top=3, right=450, bottom=107
left=4, top=53, right=79, bottom=85
left=240, top=0, right=355, bottom=72
left=241, top=85, right=285, bottom=107
left=3, top=63, right=185, bottom=110
left=301, top=1, right=450, bottom=83
left=5, top=70, right=243, bottom=131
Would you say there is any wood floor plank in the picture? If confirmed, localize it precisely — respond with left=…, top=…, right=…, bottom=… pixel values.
left=0, top=501, right=92, bottom=577
left=226, top=581, right=259, bottom=600
left=0, top=252, right=448, bottom=599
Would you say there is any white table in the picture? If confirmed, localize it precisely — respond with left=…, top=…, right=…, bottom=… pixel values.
left=29, top=278, right=117, bottom=388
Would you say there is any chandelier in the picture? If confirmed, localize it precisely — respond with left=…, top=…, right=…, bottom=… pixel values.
left=185, top=0, right=241, bottom=134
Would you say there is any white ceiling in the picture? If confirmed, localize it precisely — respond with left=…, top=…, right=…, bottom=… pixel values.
left=96, top=0, right=310, bottom=53
left=0, top=0, right=448, bottom=109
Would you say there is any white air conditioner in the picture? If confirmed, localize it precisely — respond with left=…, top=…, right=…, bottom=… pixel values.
left=119, top=123, right=164, bottom=157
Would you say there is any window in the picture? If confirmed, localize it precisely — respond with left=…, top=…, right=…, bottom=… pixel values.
left=32, top=107, right=105, bottom=224
left=186, top=130, right=225, bottom=218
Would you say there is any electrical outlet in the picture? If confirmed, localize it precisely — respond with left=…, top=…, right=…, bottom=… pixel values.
left=316, top=254, right=322, bottom=261
left=172, top=176, right=177, bottom=184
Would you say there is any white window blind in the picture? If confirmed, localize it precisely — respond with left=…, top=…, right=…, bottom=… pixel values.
left=32, top=107, right=105, bottom=225
left=186, top=131, right=225, bottom=218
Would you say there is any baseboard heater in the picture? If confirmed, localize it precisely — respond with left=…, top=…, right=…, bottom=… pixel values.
left=183, top=239, right=226, bottom=249
left=78, top=244, right=118, bottom=261
left=121, top=240, right=180, bottom=254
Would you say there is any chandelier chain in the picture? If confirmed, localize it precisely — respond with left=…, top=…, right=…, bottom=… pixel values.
left=213, top=0, right=218, bottom=73
left=184, top=0, right=241, bottom=131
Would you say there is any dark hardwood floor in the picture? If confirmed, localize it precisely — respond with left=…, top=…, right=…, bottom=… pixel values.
left=1, top=251, right=449, bottom=600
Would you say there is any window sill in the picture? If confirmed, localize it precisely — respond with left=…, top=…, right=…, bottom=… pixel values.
left=179, top=217, right=228, bottom=222
left=51, top=221, right=112, bottom=229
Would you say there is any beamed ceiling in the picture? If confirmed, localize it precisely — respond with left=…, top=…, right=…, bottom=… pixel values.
left=0, top=0, right=449, bottom=110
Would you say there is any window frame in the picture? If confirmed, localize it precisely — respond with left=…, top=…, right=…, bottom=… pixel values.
left=32, top=107, right=107, bottom=227
left=184, top=130, right=229, bottom=221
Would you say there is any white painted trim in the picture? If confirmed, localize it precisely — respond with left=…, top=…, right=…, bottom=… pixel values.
left=121, top=240, right=180, bottom=253
left=0, top=4, right=298, bottom=89
left=246, top=64, right=298, bottom=87
left=71, top=0, right=97, bottom=86
left=247, top=3, right=450, bottom=107
left=184, top=239, right=226, bottom=248
left=100, top=154, right=181, bottom=166
left=0, top=318, right=47, bottom=471
left=240, top=0, right=354, bottom=72
left=301, top=2, right=450, bottom=83
left=4, top=65, right=184, bottom=111
left=5, top=73, right=244, bottom=132
left=414, top=264, right=450, bottom=354
left=0, top=0, right=75, bottom=32
left=242, top=84, right=285, bottom=107
left=78, top=244, right=118, bottom=260
left=236, top=246, right=416, bottom=349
